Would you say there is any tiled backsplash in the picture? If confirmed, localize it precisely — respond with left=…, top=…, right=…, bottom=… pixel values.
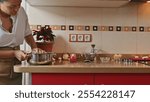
left=30, top=25, right=150, bottom=32
left=26, top=3, right=150, bottom=54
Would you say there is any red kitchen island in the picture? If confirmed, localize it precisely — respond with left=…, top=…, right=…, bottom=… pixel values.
left=14, top=61, right=150, bottom=85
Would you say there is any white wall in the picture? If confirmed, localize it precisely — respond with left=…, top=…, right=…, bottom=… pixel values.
left=24, top=2, right=150, bottom=54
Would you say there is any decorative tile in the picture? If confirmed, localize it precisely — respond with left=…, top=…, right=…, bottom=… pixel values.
left=37, top=25, right=41, bottom=30
left=147, top=27, right=150, bottom=32
left=31, top=24, right=149, bottom=32
left=124, top=26, right=130, bottom=31
left=108, top=26, right=113, bottom=31
left=51, top=25, right=61, bottom=30
left=54, top=26, right=58, bottom=30
left=139, top=26, right=144, bottom=32
left=61, top=25, right=66, bottom=30
left=116, top=26, right=121, bottom=31
left=45, top=25, right=50, bottom=29
left=85, top=26, right=90, bottom=31
left=69, top=25, right=74, bottom=30
left=132, top=27, right=137, bottom=31
left=101, top=26, right=106, bottom=31
left=93, top=26, right=98, bottom=31
left=76, top=25, right=84, bottom=31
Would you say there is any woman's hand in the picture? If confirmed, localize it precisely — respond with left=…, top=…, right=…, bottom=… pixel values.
left=14, top=50, right=29, bottom=61
left=14, top=48, right=46, bottom=61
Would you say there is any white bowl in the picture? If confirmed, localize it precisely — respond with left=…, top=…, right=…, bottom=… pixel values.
left=100, top=57, right=110, bottom=63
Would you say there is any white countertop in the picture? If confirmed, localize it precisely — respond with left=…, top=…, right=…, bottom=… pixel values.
left=14, top=61, right=150, bottom=73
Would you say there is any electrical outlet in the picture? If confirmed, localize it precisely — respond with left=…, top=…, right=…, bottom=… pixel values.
left=70, top=34, right=77, bottom=42
left=84, top=34, right=91, bottom=42
left=69, top=34, right=92, bottom=42
left=77, top=34, right=84, bottom=42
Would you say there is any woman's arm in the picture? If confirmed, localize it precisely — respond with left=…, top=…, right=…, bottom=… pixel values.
left=0, top=50, right=15, bottom=58
left=25, top=34, right=37, bottom=49
left=0, top=50, right=27, bottom=61
left=25, top=34, right=45, bottom=53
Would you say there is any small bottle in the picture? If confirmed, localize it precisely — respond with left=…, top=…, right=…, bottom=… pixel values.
left=70, top=54, right=77, bottom=63
left=90, top=44, right=96, bottom=61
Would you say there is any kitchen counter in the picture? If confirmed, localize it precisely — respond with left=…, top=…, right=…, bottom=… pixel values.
left=14, top=61, right=150, bottom=85
left=14, top=61, right=150, bottom=73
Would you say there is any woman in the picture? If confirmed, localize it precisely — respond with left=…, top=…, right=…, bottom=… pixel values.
left=0, top=0, right=40, bottom=84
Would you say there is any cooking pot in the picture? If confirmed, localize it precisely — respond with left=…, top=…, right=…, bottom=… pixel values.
left=28, top=52, right=55, bottom=65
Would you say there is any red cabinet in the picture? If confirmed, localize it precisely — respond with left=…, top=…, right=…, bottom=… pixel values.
left=32, top=73, right=150, bottom=85
left=94, top=73, right=150, bottom=85
left=32, top=73, right=94, bottom=85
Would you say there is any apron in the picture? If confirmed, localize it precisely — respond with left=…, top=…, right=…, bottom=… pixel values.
left=0, top=46, right=22, bottom=85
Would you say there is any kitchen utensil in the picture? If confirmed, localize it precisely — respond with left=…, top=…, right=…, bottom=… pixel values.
left=28, top=52, right=55, bottom=65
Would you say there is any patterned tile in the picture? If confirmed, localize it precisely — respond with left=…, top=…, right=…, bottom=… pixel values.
left=51, top=25, right=61, bottom=30
left=69, top=25, right=74, bottom=30
left=116, top=26, right=121, bottom=31
left=124, top=26, right=130, bottom=31
left=139, top=26, right=144, bottom=32
left=132, top=27, right=137, bottom=31
left=76, top=25, right=84, bottom=31
left=101, top=26, right=107, bottom=31
left=45, top=25, right=50, bottom=29
left=85, top=26, right=90, bottom=31
left=147, top=27, right=150, bottom=32
left=93, top=26, right=98, bottom=31
left=61, top=25, right=66, bottom=30
left=31, top=24, right=150, bottom=33
left=108, top=26, right=113, bottom=31
left=37, top=25, right=41, bottom=30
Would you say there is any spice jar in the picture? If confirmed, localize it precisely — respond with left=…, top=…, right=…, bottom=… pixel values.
left=70, top=54, right=77, bottom=62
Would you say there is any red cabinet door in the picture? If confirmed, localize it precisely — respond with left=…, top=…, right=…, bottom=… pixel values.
left=95, top=73, right=150, bottom=85
left=32, top=73, right=94, bottom=85
left=32, top=73, right=150, bottom=85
